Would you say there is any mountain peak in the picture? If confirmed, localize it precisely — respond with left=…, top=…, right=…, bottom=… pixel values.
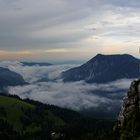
left=62, top=54, right=139, bottom=83
left=88, top=54, right=137, bottom=64
left=95, top=53, right=104, bottom=57
left=94, top=53, right=134, bottom=59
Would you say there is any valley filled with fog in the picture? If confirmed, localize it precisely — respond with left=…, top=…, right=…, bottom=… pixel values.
left=0, top=61, right=133, bottom=118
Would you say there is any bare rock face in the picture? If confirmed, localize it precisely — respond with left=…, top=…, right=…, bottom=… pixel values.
left=118, top=79, right=140, bottom=128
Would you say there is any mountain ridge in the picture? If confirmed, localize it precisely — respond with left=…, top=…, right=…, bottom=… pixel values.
left=22, top=62, right=52, bottom=66
left=62, top=54, right=140, bottom=83
left=0, top=67, right=27, bottom=90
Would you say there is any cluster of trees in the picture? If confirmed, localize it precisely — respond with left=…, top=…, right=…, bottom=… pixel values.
left=0, top=118, right=115, bottom=140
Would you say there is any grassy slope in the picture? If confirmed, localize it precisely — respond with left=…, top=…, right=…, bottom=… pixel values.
left=0, top=95, right=64, bottom=132
left=0, top=95, right=34, bottom=130
left=0, top=95, right=115, bottom=140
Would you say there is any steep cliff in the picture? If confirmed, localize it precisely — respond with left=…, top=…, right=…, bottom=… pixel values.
left=116, top=79, right=140, bottom=140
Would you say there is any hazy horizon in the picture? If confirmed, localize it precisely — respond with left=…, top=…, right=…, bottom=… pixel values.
left=0, top=53, right=139, bottom=65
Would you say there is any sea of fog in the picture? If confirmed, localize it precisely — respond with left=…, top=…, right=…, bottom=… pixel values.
left=0, top=61, right=133, bottom=118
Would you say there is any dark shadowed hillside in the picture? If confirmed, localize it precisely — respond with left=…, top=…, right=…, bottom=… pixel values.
left=0, top=67, right=26, bottom=90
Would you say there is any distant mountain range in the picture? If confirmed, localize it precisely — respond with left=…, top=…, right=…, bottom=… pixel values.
left=62, top=54, right=140, bottom=83
left=22, top=62, right=52, bottom=66
left=0, top=67, right=26, bottom=90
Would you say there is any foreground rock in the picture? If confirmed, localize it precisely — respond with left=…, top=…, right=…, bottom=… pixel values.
left=115, top=79, right=140, bottom=140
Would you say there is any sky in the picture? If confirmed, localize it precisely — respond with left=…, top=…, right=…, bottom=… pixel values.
left=0, top=0, right=140, bottom=63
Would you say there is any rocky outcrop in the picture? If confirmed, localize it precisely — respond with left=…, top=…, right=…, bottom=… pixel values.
left=116, top=79, right=140, bottom=140
left=118, top=79, right=140, bottom=127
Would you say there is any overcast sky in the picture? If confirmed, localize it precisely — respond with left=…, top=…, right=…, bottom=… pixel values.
left=0, top=0, right=140, bottom=63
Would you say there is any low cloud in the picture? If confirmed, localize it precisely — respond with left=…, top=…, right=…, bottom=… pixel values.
left=0, top=61, right=77, bottom=83
left=8, top=79, right=132, bottom=111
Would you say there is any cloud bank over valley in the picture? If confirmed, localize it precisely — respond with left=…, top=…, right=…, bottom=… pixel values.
left=0, top=61, right=133, bottom=118
left=8, top=79, right=132, bottom=112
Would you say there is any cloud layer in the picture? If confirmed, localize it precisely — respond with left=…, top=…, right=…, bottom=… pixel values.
left=8, top=79, right=132, bottom=111
left=0, top=61, right=132, bottom=117
left=0, top=60, right=77, bottom=82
